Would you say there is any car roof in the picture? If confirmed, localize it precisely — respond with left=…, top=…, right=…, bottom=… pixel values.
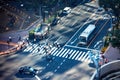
left=64, top=7, right=71, bottom=11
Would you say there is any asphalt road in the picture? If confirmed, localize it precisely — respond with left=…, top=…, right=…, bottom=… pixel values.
left=0, top=1, right=112, bottom=80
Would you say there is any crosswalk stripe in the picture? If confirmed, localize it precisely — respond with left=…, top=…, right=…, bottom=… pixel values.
left=62, top=49, right=70, bottom=57
left=75, top=51, right=82, bottom=60
left=65, top=49, right=73, bottom=58
left=52, top=48, right=59, bottom=56
left=23, top=44, right=92, bottom=63
left=32, top=46, right=39, bottom=53
left=57, top=48, right=67, bottom=57
left=78, top=52, right=86, bottom=60
left=59, top=49, right=70, bottom=57
left=56, top=48, right=65, bottom=56
left=29, top=44, right=38, bottom=52
left=24, top=44, right=34, bottom=52
left=40, top=48, right=45, bottom=54
left=69, top=50, right=76, bottom=59
left=86, top=56, right=92, bottom=63
left=49, top=47, right=57, bottom=55
left=24, top=46, right=32, bottom=52
left=84, top=51, right=90, bottom=62
left=84, top=55, right=90, bottom=62
left=81, top=52, right=89, bottom=61
left=72, top=51, right=79, bottom=59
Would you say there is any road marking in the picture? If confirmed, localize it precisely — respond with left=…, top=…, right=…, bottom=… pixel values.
left=65, top=49, right=73, bottom=58
left=64, top=9, right=98, bottom=47
left=65, top=45, right=100, bottom=52
left=87, top=19, right=110, bottom=48
left=75, top=51, right=82, bottom=60
left=72, top=51, right=79, bottom=59
left=35, top=75, right=41, bottom=80
left=52, top=48, right=60, bottom=56
left=60, top=62, right=63, bottom=65
left=61, top=49, right=70, bottom=57
left=78, top=52, right=85, bottom=60
left=56, top=48, right=67, bottom=56
left=57, top=66, right=60, bottom=69
left=81, top=51, right=89, bottom=61
left=68, top=50, right=76, bottom=59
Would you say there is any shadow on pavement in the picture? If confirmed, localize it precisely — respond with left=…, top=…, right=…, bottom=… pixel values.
left=15, top=72, right=35, bottom=78
left=88, top=62, right=95, bottom=68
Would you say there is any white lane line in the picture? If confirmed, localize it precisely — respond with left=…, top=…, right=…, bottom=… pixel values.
left=35, top=75, right=41, bottom=80
left=64, top=9, right=98, bottom=47
left=87, top=19, right=110, bottom=48
left=78, top=52, right=86, bottom=61
left=72, top=51, right=79, bottom=59
left=75, top=51, right=82, bottom=60
left=65, top=45, right=100, bottom=53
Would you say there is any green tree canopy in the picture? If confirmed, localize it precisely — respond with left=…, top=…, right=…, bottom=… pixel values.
left=98, top=0, right=120, bottom=22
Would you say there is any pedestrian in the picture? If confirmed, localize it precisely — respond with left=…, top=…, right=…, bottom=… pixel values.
left=18, top=35, right=21, bottom=41
left=7, top=40, right=10, bottom=45
left=104, top=58, right=109, bottom=63
left=101, top=54, right=108, bottom=64
left=37, top=48, right=40, bottom=52
left=8, top=36, right=12, bottom=42
left=67, top=53, right=70, bottom=58
left=26, top=38, right=29, bottom=45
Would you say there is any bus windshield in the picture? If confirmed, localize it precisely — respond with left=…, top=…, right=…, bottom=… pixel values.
left=80, top=36, right=86, bottom=42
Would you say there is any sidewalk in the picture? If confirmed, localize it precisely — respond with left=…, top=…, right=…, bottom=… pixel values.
left=0, top=41, right=26, bottom=55
left=104, top=44, right=120, bottom=62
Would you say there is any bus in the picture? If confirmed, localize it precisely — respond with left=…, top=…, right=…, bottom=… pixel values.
left=79, top=24, right=96, bottom=45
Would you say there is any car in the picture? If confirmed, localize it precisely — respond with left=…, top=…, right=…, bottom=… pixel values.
left=18, top=66, right=38, bottom=75
left=97, top=7, right=104, bottom=12
left=50, top=17, right=60, bottom=26
left=34, top=23, right=50, bottom=39
left=62, top=7, right=71, bottom=14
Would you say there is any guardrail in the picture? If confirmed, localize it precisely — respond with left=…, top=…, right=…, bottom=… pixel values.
left=90, top=60, right=120, bottom=80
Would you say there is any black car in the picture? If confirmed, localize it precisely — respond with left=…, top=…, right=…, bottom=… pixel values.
left=50, top=17, right=60, bottom=26
left=18, top=66, right=38, bottom=76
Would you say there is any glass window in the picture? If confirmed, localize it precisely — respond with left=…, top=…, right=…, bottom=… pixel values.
left=80, top=36, right=86, bottom=42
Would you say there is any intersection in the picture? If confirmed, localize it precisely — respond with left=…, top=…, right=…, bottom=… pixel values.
left=0, top=1, right=112, bottom=80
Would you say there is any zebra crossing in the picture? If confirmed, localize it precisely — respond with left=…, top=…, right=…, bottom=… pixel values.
left=23, top=44, right=92, bottom=63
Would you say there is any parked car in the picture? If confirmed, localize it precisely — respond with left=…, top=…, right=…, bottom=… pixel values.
left=62, top=7, right=71, bottom=14
left=50, top=17, right=60, bottom=26
left=18, top=66, right=38, bottom=76
left=34, top=23, right=50, bottom=39
left=58, top=7, right=71, bottom=17
left=97, top=7, right=104, bottom=12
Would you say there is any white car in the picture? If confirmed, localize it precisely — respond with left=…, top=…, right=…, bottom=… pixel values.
left=62, top=7, right=71, bottom=14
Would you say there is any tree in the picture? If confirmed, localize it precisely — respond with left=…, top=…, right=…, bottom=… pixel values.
left=98, top=0, right=120, bottom=22
left=110, top=24, right=120, bottom=49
